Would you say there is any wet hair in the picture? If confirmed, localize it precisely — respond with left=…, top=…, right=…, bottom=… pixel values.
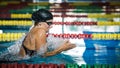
left=31, top=9, right=53, bottom=25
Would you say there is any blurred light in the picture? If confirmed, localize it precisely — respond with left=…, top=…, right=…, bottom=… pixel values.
left=49, top=0, right=62, bottom=3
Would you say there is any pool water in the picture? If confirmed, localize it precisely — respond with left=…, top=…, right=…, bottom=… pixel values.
left=0, top=34, right=120, bottom=65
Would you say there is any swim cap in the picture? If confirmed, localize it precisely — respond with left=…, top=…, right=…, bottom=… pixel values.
left=31, top=9, right=53, bottom=25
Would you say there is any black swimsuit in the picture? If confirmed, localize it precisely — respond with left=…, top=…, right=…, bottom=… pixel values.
left=22, top=44, right=36, bottom=56
left=22, top=34, right=36, bottom=56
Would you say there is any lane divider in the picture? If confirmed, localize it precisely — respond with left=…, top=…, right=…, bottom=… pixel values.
left=54, top=14, right=120, bottom=18
left=0, top=33, right=25, bottom=42
left=0, top=33, right=119, bottom=42
left=0, top=20, right=120, bottom=26
left=11, top=14, right=31, bottom=18
left=53, top=22, right=120, bottom=26
left=11, top=14, right=120, bottom=18
left=0, top=20, right=32, bottom=26
left=92, top=33, right=120, bottom=40
left=70, top=2, right=120, bottom=6
left=49, top=33, right=120, bottom=40
left=53, top=14, right=120, bottom=18
left=0, top=63, right=120, bottom=68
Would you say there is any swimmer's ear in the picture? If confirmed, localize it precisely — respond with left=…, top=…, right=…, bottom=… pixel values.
left=36, top=23, right=42, bottom=28
left=37, top=23, right=42, bottom=26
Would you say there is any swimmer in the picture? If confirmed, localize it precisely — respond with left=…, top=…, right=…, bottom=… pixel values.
left=19, top=9, right=76, bottom=58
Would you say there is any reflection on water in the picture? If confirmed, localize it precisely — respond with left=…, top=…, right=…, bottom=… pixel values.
left=83, top=32, right=120, bottom=65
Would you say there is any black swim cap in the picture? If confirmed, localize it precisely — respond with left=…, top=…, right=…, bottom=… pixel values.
left=31, top=9, right=53, bottom=25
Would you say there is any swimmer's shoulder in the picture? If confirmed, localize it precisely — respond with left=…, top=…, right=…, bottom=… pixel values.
left=31, top=28, right=46, bottom=36
left=37, top=28, right=46, bottom=33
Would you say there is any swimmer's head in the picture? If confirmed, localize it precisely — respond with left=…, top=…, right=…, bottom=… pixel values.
left=32, top=9, right=53, bottom=26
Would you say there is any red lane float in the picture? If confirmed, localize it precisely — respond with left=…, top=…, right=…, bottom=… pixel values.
left=47, top=33, right=120, bottom=40
left=53, top=15, right=88, bottom=17
left=47, top=33, right=92, bottom=39
left=53, top=22, right=97, bottom=25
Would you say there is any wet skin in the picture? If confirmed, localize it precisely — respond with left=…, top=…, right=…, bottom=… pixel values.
left=19, top=20, right=76, bottom=57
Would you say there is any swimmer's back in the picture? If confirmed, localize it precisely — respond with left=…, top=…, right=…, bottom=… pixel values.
left=23, top=28, right=47, bottom=51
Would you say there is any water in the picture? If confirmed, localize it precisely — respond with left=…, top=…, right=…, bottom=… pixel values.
left=0, top=33, right=120, bottom=66
left=0, top=34, right=77, bottom=64
left=83, top=31, right=120, bottom=65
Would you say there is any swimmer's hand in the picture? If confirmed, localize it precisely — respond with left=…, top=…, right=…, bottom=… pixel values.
left=43, top=40, right=76, bottom=57
left=62, top=40, right=76, bottom=51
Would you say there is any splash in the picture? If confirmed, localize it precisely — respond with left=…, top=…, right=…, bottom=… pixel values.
left=47, top=34, right=66, bottom=51
left=0, top=34, right=29, bottom=61
left=0, top=34, right=67, bottom=61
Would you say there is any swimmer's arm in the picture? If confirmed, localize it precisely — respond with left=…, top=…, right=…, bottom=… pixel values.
left=43, top=46, right=64, bottom=57
left=43, top=40, right=76, bottom=57
left=43, top=41, right=69, bottom=57
left=43, top=42, right=67, bottom=57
